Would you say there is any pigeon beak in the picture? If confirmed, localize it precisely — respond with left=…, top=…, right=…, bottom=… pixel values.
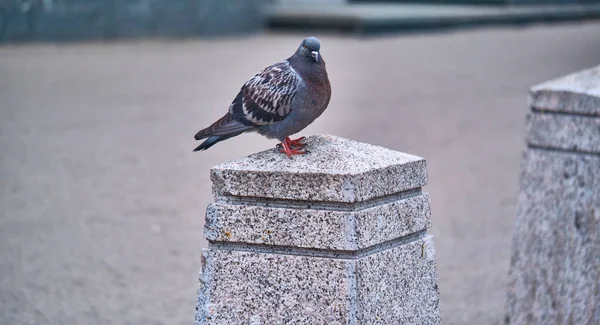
left=311, top=51, right=319, bottom=62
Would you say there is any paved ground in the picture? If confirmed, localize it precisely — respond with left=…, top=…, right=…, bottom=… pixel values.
left=1, top=22, right=599, bottom=325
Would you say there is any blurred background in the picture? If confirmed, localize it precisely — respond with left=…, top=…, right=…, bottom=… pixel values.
left=1, top=1, right=600, bottom=324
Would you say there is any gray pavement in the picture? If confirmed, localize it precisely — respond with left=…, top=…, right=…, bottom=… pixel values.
left=1, top=22, right=600, bottom=325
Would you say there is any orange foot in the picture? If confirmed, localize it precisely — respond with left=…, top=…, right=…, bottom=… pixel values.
left=286, top=136, right=306, bottom=148
left=279, top=139, right=307, bottom=158
left=276, top=136, right=307, bottom=150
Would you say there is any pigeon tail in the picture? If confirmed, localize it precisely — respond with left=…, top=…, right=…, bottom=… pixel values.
left=193, top=114, right=252, bottom=151
left=194, top=114, right=252, bottom=140
left=193, top=135, right=225, bottom=151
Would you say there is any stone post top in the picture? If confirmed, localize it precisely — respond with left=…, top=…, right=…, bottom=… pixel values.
left=211, top=134, right=427, bottom=203
left=530, top=64, right=600, bottom=115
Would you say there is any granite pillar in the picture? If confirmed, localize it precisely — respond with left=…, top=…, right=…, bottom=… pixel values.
left=195, top=135, right=441, bottom=325
left=505, top=66, right=600, bottom=325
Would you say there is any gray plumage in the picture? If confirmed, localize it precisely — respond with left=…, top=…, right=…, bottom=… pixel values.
left=193, top=37, right=331, bottom=155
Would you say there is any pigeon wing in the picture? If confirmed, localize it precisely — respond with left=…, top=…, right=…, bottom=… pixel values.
left=229, top=61, right=301, bottom=126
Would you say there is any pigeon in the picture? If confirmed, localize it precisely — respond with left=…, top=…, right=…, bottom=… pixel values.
left=193, top=36, right=331, bottom=158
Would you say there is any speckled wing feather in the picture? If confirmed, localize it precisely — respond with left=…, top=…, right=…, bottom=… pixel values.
left=229, top=61, right=301, bottom=126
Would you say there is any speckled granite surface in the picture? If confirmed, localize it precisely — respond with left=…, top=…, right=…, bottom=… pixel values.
left=204, top=192, right=431, bottom=250
left=529, top=65, right=600, bottom=116
left=196, top=135, right=440, bottom=324
left=210, top=135, right=427, bottom=203
left=525, top=113, right=600, bottom=153
left=506, top=66, right=600, bottom=325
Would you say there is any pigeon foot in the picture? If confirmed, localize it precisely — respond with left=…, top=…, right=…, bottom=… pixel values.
left=276, top=136, right=307, bottom=150
left=286, top=136, right=306, bottom=148
left=277, top=137, right=306, bottom=149
left=279, top=140, right=307, bottom=158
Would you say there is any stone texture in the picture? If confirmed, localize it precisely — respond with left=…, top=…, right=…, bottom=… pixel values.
left=196, top=236, right=440, bottom=325
left=196, top=249, right=354, bottom=325
left=506, top=66, right=600, bottom=325
left=526, top=112, right=600, bottom=153
left=205, top=193, right=431, bottom=250
left=356, top=235, right=440, bottom=325
left=197, top=135, right=440, bottom=324
left=211, top=135, right=427, bottom=203
left=506, top=150, right=600, bottom=325
left=530, top=65, right=600, bottom=116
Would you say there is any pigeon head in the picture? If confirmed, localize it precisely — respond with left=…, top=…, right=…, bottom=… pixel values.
left=295, top=37, right=322, bottom=63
